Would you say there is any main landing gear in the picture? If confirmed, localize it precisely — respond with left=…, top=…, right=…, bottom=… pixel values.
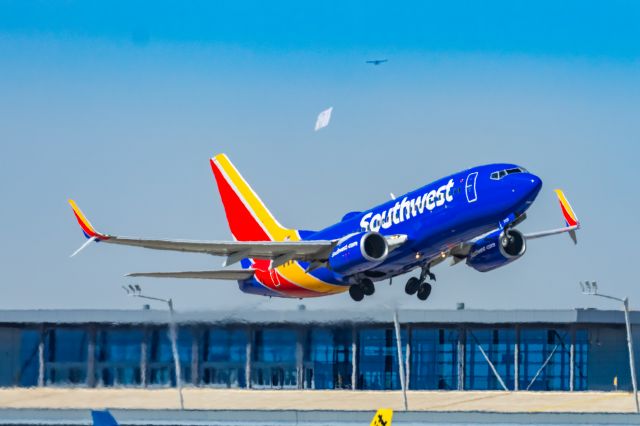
left=349, top=278, right=375, bottom=302
left=405, top=265, right=436, bottom=301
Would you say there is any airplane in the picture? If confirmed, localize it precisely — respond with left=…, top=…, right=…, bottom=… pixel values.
left=366, top=59, right=388, bottom=66
left=69, top=154, right=580, bottom=302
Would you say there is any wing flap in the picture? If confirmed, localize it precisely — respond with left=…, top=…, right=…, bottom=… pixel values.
left=126, top=269, right=255, bottom=280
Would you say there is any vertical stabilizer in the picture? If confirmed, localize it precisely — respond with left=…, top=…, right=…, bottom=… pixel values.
left=210, top=154, right=295, bottom=242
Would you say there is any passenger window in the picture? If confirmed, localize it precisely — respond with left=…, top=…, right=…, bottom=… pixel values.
left=499, top=170, right=507, bottom=178
left=490, top=172, right=499, bottom=180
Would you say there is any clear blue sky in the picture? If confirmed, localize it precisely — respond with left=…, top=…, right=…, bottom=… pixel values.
left=1, top=1, right=639, bottom=311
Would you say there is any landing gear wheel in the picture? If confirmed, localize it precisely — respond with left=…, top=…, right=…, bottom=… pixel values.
left=405, top=277, right=420, bottom=295
left=349, top=285, right=365, bottom=302
left=417, top=283, right=432, bottom=301
left=361, top=278, right=375, bottom=296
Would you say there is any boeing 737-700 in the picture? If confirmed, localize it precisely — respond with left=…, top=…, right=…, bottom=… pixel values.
left=69, top=154, right=580, bottom=302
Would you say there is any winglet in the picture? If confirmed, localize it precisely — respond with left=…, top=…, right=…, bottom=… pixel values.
left=68, top=200, right=109, bottom=257
left=554, top=190, right=579, bottom=228
left=370, top=408, right=393, bottom=426
left=68, top=200, right=108, bottom=240
left=554, top=189, right=579, bottom=244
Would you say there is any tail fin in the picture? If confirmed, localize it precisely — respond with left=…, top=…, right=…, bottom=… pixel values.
left=91, top=409, right=119, bottom=426
left=554, top=189, right=579, bottom=244
left=370, top=408, right=393, bottom=426
left=210, top=154, right=294, bottom=242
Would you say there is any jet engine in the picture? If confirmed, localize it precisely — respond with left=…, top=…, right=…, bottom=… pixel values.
left=328, top=232, right=389, bottom=275
left=466, top=229, right=526, bottom=272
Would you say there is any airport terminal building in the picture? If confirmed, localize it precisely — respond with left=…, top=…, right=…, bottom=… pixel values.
left=0, top=308, right=637, bottom=392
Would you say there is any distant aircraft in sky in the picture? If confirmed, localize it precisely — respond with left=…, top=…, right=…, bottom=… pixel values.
left=366, top=59, right=388, bottom=66
left=70, top=154, right=580, bottom=302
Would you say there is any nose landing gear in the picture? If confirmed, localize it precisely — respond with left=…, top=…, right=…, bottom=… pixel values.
left=348, top=278, right=375, bottom=302
left=405, top=264, right=435, bottom=301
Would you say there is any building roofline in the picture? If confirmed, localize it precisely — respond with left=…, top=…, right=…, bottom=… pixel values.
left=0, top=308, right=637, bottom=326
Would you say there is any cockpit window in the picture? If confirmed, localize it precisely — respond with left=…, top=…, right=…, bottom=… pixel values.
left=490, top=167, right=527, bottom=180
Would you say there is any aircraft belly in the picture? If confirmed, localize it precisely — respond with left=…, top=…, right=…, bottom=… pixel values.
left=369, top=221, right=497, bottom=279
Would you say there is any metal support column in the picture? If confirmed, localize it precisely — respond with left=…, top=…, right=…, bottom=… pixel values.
left=191, top=328, right=199, bottom=386
left=351, top=325, right=358, bottom=390
left=457, top=327, right=465, bottom=390
left=87, top=326, right=96, bottom=388
left=526, top=344, right=559, bottom=391
left=623, top=298, right=639, bottom=412
left=569, top=326, right=575, bottom=392
left=579, top=284, right=638, bottom=412
left=469, top=330, right=508, bottom=391
left=245, top=327, right=252, bottom=389
left=296, top=328, right=305, bottom=389
left=514, top=325, right=520, bottom=391
left=167, top=299, right=184, bottom=409
left=140, top=329, right=148, bottom=387
left=405, top=326, right=411, bottom=390
left=37, top=327, right=45, bottom=387
left=393, top=311, right=408, bottom=411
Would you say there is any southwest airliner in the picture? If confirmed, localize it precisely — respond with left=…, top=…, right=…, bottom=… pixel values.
left=69, top=154, right=580, bottom=302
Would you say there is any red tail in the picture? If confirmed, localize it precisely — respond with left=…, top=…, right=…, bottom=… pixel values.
left=210, top=154, right=293, bottom=242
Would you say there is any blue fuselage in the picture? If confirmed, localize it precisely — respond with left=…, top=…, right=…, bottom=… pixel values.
left=240, top=163, right=542, bottom=296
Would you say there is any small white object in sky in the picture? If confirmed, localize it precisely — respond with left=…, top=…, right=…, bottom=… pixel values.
left=314, top=107, right=333, bottom=131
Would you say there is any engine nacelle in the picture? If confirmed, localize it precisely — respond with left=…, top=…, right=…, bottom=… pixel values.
left=466, top=229, right=526, bottom=272
left=328, top=232, right=389, bottom=276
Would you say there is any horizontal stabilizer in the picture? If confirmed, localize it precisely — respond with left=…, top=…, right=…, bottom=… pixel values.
left=126, top=269, right=255, bottom=280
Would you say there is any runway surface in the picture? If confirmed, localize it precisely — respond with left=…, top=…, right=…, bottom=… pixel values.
left=1, top=408, right=640, bottom=425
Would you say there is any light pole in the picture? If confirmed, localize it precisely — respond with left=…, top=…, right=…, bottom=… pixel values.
left=123, top=284, right=184, bottom=410
left=580, top=281, right=638, bottom=413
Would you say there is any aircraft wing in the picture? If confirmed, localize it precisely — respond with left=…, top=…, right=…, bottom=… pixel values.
left=448, top=189, right=580, bottom=265
left=126, top=269, right=255, bottom=280
left=68, top=200, right=334, bottom=268
left=523, top=225, right=579, bottom=241
left=522, top=189, right=580, bottom=244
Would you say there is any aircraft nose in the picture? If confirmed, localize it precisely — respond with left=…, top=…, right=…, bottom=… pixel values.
left=525, top=173, right=543, bottom=200
left=530, top=174, right=542, bottom=192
